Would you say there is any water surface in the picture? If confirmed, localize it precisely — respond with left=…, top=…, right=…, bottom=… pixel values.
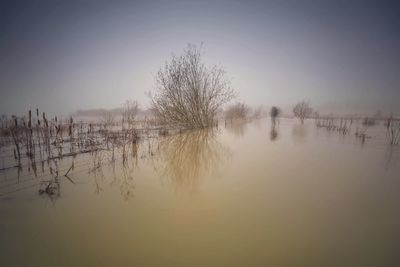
left=1, top=118, right=399, bottom=266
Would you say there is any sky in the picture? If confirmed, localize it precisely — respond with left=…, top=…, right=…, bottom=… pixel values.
left=0, top=0, right=399, bottom=116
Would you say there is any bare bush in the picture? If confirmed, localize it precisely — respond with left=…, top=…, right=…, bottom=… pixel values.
left=150, top=44, right=235, bottom=128
left=122, top=100, right=139, bottom=129
left=225, top=102, right=250, bottom=120
left=293, top=101, right=313, bottom=124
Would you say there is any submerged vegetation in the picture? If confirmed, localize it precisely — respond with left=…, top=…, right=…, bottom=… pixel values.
left=0, top=103, right=399, bottom=202
left=0, top=104, right=232, bottom=200
left=0, top=104, right=151, bottom=199
left=314, top=113, right=400, bottom=146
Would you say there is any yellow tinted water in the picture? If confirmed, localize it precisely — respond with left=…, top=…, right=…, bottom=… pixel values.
left=1, top=118, right=399, bottom=266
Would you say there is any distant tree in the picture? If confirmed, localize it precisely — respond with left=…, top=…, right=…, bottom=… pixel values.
left=293, top=101, right=313, bottom=124
left=225, top=102, right=249, bottom=120
left=251, top=106, right=264, bottom=119
left=122, top=100, right=139, bottom=129
left=150, top=44, right=235, bottom=128
left=270, top=106, right=280, bottom=125
left=102, top=111, right=115, bottom=127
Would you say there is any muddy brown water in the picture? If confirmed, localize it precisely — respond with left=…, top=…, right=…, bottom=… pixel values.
left=1, top=118, right=399, bottom=266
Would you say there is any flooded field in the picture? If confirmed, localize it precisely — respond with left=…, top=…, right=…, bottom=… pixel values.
left=1, top=118, right=399, bottom=266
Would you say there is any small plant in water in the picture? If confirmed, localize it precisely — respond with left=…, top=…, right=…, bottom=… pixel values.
left=386, top=116, right=400, bottom=145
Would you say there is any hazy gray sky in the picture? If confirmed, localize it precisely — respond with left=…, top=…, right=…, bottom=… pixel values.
left=1, top=0, right=399, bottom=116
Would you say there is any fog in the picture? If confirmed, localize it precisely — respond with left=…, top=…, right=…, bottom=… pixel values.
left=1, top=0, right=399, bottom=116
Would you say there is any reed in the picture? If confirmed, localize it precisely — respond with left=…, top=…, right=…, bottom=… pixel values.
left=386, top=117, right=400, bottom=145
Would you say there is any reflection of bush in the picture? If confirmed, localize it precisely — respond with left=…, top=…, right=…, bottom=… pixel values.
left=155, top=129, right=229, bottom=191
left=225, top=121, right=248, bottom=138
left=270, top=127, right=278, bottom=141
left=292, top=124, right=308, bottom=143
left=362, top=117, right=376, bottom=126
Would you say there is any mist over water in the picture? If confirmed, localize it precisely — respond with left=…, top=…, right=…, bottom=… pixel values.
left=1, top=0, right=400, bottom=115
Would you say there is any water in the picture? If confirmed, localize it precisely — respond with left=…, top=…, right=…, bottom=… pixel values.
left=1, top=118, right=399, bottom=266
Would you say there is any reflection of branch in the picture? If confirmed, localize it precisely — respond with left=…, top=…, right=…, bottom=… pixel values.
left=89, top=145, right=137, bottom=200
left=90, top=152, right=105, bottom=194
left=1, top=143, right=139, bottom=201
left=120, top=163, right=135, bottom=201
left=39, top=178, right=60, bottom=202
left=155, top=129, right=230, bottom=192
left=39, top=159, right=61, bottom=203
left=292, top=124, right=308, bottom=143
